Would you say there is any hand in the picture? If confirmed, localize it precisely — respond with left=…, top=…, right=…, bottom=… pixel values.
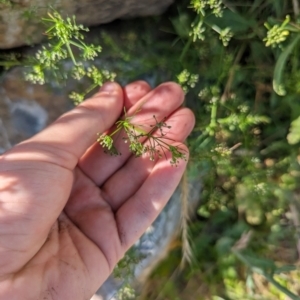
left=0, top=81, right=194, bottom=300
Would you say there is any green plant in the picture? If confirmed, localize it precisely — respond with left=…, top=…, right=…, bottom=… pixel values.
left=2, top=1, right=300, bottom=299
left=232, top=247, right=299, bottom=300
left=0, top=10, right=115, bottom=104
left=137, top=0, right=300, bottom=299
left=98, top=110, right=187, bottom=166
left=25, top=11, right=116, bottom=104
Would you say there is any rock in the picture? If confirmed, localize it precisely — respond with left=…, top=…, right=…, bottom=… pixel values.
left=0, top=0, right=174, bottom=49
left=0, top=67, right=72, bottom=150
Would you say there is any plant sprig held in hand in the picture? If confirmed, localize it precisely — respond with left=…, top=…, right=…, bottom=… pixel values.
left=97, top=109, right=187, bottom=167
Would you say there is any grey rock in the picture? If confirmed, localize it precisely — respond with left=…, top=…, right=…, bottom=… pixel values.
left=0, top=0, right=174, bottom=49
left=10, top=100, right=48, bottom=137
left=0, top=67, right=71, bottom=148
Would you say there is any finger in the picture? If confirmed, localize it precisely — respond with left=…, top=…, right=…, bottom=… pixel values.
left=101, top=108, right=195, bottom=211
left=64, top=143, right=188, bottom=270
left=116, top=147, right=188, bottom=251
left=123, top=80, right=151, bottom=110
left=79, top=82, right=185, bottom=186
left=6, top=82, right=124, bottom=170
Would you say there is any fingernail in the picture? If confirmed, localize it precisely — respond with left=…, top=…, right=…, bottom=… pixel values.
left=100, top=82, right=117, bottom=93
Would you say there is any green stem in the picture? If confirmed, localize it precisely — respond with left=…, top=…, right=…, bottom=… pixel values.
left=122, top=121, right=147, bottom=136
left=151, top=137, right=184, bottom=153
left=205, top=100, right=218, bottom=135
left=180, top=38, right=192, bottom=62
left=69, top=40, right=86, bottom=50
left=81, top=82, right=104, bottom=100
left=65, top=42, right=77, bottom=65
left=210, top=101, right=218, bottom=127
left=233, top=251, right=300, bottom=300
left=84, top=83, right=98, bottom=95
left=192, top=132, right=209, bottom=150
left=109, top=125, right=123, bottom=137
left=264, top=274, right=300, bottom=300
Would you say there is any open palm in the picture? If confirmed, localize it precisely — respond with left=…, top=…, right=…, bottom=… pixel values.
left=0, top=81, right=194, bottom=300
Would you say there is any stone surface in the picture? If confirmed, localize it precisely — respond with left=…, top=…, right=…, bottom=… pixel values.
left=0, top=67, right=73, bottom=150
left=0, top=0, right=174, bottom=49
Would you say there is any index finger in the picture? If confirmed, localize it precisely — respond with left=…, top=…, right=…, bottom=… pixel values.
left=79, top=82, right=185, bottom=186
left=4, top=82, right=124, bottom=170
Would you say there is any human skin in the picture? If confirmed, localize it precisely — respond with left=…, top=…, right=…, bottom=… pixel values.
left=0, top=81, right=195, bottom=300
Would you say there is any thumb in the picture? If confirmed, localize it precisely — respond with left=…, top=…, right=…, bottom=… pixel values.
left=9, top=82, right=124, bottom=169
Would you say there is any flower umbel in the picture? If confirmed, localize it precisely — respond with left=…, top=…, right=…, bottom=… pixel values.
left=98, top=111, right=187, bottom=166
left=97, top=134, right=119, bottom=156
left=24, top=10, right=115, bottom=104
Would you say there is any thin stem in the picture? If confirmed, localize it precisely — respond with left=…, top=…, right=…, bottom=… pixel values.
left=65, top=42, right=77, bottom=65
left=221, top=43, right=246, bottom=103
left=127, top=123, right=147, bottom=136
left=158, top=142, right=167, bottom=159
left=151, top=137, right=186, bottom=157
left=264, top=274, right=300, bottom=300
left=180, top=38, right=192, bottom=62
left=69, top=40, right=86, bottom=50
left=109, top=125, right=123, bottom=137
left=209, top=100, right=218, bottom=130
left=233, top=250, right=300, bottom=300
left=84, top=83, right=98, bottom=95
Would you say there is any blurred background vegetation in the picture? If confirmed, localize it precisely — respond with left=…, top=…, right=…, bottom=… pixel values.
left=137, top=0, right=300, bottom=299
left=2, top=0, right=300, bottom=299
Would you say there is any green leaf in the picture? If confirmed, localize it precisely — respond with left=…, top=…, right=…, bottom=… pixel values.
left=273, top=34, right=300, bottom=96
left=274, top=265, right=297, bottom=274
left=287, top=116, right=300, bottom=144
left=206, top=9, right=254, bottom=34
left=233, top=251, right=276, bottom=275
left=171, top=13, right=191, bottom=39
